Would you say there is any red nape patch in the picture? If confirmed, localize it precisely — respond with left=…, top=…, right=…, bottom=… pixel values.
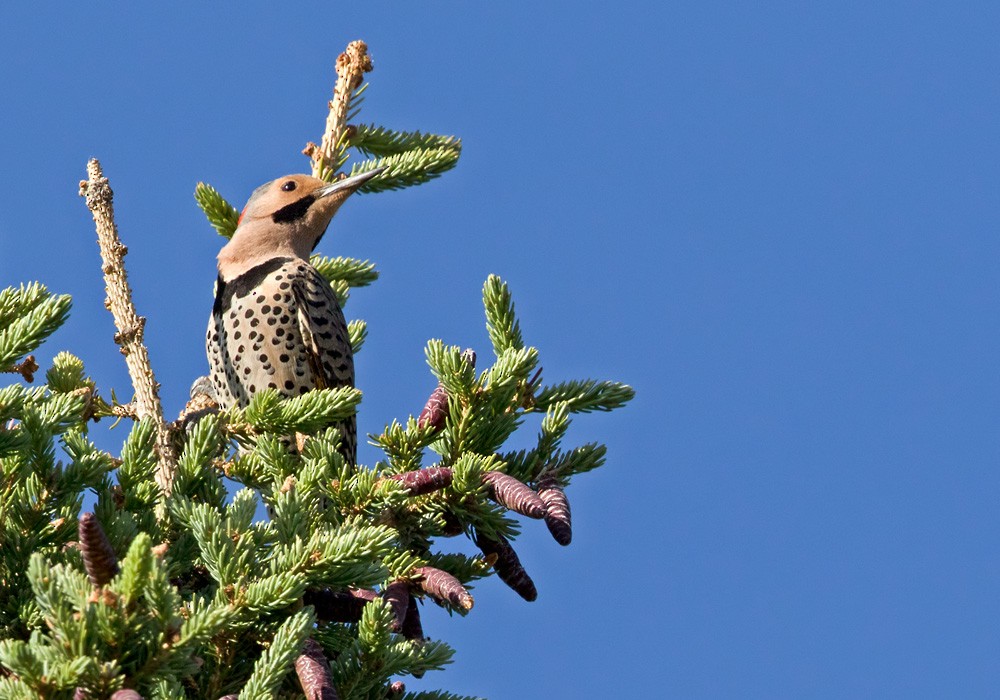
left=237, top=207, right=247, bottom=227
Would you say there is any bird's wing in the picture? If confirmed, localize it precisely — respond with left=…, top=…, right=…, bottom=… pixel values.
left=290, top=264, right=354, bottom=393
left=289, top=262, right=357, bottom=464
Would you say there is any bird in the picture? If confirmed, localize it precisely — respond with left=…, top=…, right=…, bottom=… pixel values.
left=206, top=168, right=383, bottom=466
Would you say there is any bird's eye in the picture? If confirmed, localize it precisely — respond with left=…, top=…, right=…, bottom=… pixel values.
left=281, top=181, right=297, bottom=192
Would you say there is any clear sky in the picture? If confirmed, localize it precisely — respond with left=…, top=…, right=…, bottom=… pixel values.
left=2, top=3, right=999, bottom=698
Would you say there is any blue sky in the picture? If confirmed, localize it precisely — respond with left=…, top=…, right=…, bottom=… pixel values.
left=2, top=3, right=999, bottom=697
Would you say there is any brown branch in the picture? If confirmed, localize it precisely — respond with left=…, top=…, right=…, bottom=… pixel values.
left=79, top=159, right=177, bottom=498
left=308, top=40, right=374, bottom=181
left=2, top=354, right=38, bottom=382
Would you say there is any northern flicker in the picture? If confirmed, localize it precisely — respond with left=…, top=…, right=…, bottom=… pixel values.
left=206, top=168, right=383, bottom=465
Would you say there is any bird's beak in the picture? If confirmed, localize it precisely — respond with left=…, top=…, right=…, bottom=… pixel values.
left=315, top=167, right=387, bottom=198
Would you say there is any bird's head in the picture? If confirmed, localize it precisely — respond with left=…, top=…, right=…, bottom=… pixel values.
left=218, top=168, right=384, bottom=279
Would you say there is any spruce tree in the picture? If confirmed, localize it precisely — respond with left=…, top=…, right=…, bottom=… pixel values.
left=0, top=41, right=633, bottom=700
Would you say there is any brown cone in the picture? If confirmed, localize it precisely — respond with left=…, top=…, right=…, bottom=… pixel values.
left=79, top=512, right=119, bottom=586
left=295, top=638, right=339, bottom=700
left=381, top=580, right=410, bottom=631
left=482, top=472, right=546, bottom=519
left=305, top=587, right=377, bottom=622
left=414, top=566, right=473, bottom=611
left=537, top=476, right=572, bottom=545
left=388, top=467, right=453, bottom=495
left=474, top=531, right=537, bottom=602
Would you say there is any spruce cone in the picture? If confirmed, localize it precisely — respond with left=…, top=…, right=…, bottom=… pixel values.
left=475, top=531, right=537, bottom=602
left=537, top=476, right=572, bottom=545
left=78, top=512, right=119, bottom=586
left=401, top=593, right=424, bottom=641
left=414, top=566, right=473, bottom=611
left=295, top=638, right=339, bottom=700
left=217, top=695, right=239, bottom=700
left=481, top=471, right=546, bottom=519
left=110, top=691, right=143, bottom=700
left=388, top=467, right=453, bottom=495
left=439, top=510, right=464, bottom=537
left=417, top=385, right=449, bottom=431
left=304, top=587, right=377, bottom=622
left=381, top=580, right=410, bottom=631
left=388, top=681, right=406, bottom=695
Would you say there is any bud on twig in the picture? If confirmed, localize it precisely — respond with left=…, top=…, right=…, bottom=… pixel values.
left=482, top=471, right=546, bottom=519
left=475, top=531, right=537, bottom=602
left=79, top=512, right=119, bottom=586
left=414, top=566, right=473, bottom=611
left=537, top=476, right=572, bottom=545
left=295, top=638, right=340, bottom=700
left=388, top=467, right=453, bottom=495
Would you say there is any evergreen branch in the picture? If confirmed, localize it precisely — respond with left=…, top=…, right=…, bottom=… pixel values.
left=425, top=341, right=476, bottom=399
left=347, top=147, right=460, bottom=193
left=239, top=608, right=315, bottom=700
left=350, top=124, right=460, bottom=158
left=45, top=352, right=89, bottom=393
left=115, top=532, right=153, bottom=606
left=533, top=379, right=635, bottom=413
left=347, top=320, right=367, bottom=354
left=79, top=159, right=177, bottom=500
left=400, top=691, right=484, bottom=700
left=0, top=283, right=51, bottom=328
left=0, top=284, right=71, bottom=371
left=239, top=387, right=363, bottom=435
left=309, top=255, right=379, bottom=288
left=194, top=183, right=240, bottom=240
left=482, top=276, right=523, bottom=356
left=310, top=40, right=374, bottom=181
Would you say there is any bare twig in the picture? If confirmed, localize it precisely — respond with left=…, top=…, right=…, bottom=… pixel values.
left=79, top=159, right=177, bottom=498
left=307, top=39, right=374, bottom=181
left=2, top=354, right=38, bottom=382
